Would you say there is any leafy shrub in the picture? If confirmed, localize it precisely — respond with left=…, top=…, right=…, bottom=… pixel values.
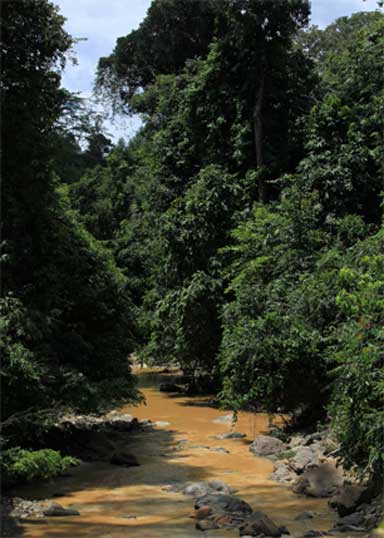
left=1, top=448, right=79, bottom=487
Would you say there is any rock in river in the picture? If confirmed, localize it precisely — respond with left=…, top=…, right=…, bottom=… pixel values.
left=195, top=493, right=253, bottom=516
left=210, top=447, right=230, bottom=454
left=43, top=503, right=80, bottom=517
left=289, top=446, right=321, bottom=473
left=239, top=511, right=284, bottom=537
left=183, top=480, right=236, bottom=497
left=249, top=435, right=286, bottom=457
left=292, top=463, right=342, bottom=498
left=216, top=431, right=246, bottom=440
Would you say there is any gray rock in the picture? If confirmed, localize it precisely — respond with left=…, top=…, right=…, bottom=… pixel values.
left=208, top=480, right=237, bottom=494
left=303, top=531, right=325, bottom=538
left=43, top=504, right=80, bottom=517
left=110, top=451, right=140, bottom=467
left=329, top=485, right=369, bottom=516
left=334, top=511, right=364, bottom=528
left=182, top=480, right=235, bottom=497
left=249, top=435, right=286, bottom=457
left=195, top=494, right=253, bottom=516
left=292, top=463, right=342, bottom=498
left=270, top=462, right=296, bottom=484
left=184, top=482, right=211, bottom=497
left=210, top=447, right=230, bottom=454
left=302, top=432, right=323, bottom=446
left=213, top=413, right=235, bottom=424
left=239, top=511, right=283, bottom=537
left=290, top=446, right=321, bottom=473
left=216, top=431, right=246, bottom=440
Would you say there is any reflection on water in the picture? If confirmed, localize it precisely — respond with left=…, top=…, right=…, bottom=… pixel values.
left=14, top=369, right=337, bottom=537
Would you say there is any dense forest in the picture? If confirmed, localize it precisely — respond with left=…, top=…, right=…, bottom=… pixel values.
left=1, top=0, right=383, bottom=494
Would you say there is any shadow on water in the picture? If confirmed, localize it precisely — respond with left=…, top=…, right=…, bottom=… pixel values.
left=13, top=427, right=210, bottom=501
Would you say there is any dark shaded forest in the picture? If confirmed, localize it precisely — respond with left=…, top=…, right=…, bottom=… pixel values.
left=1, top=0, right=383, bottom=492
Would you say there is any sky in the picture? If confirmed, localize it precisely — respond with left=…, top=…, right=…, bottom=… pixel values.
left=55, top=0, right=381, bottom=141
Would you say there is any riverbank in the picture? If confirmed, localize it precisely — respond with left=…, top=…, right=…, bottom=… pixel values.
left=2, top=370, right=382, bottom=537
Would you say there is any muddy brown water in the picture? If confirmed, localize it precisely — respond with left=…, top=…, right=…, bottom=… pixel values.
left=14, top=369, right=337, bottom=537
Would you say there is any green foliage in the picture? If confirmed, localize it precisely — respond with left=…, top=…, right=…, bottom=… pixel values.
left=1, top=447, right=79, bottom=487
left=329, top=232, right=384, bottom=479
left=1, top=0, right=140, bottom=430
left=142, top=165, right=249, bottom=378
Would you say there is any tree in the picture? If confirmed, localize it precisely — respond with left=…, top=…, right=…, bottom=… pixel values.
left=96, top=0, right=218, bottom=111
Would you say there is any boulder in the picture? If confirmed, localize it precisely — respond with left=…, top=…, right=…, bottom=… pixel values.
left=329, top=485, right=369, bottom=516
left=292, top=463, right=342, bottom=498
left=239, top=511, right=283, bottom=537
left=43, top=503, right=80, bottom=517
left=270, top=462, right=296, bottom=484
left=289, top=446, right=321, bottom=473
left=159, top=382, right=182, bottom=393
left=109, top=451, right=140, bottom=467
left=249, top=435, right=286, bottom=457
left=216, top=431, right=246, bottom=440
left=333, top=511, right=364, bottom=529
left=195, top=494, right=253, bottom=516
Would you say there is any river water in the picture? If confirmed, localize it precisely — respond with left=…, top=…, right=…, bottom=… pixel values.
left=15, top=370, right=337, bottom=537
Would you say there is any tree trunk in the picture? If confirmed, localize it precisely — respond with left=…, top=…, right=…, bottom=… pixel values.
left=253, top=71, right=266, bottom=202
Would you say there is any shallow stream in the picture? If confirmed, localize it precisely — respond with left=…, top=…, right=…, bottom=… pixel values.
left=15, top=370, right=337, bottom=537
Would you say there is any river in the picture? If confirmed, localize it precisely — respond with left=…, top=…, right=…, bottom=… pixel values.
left=15, top=369, right=337, bottom=537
